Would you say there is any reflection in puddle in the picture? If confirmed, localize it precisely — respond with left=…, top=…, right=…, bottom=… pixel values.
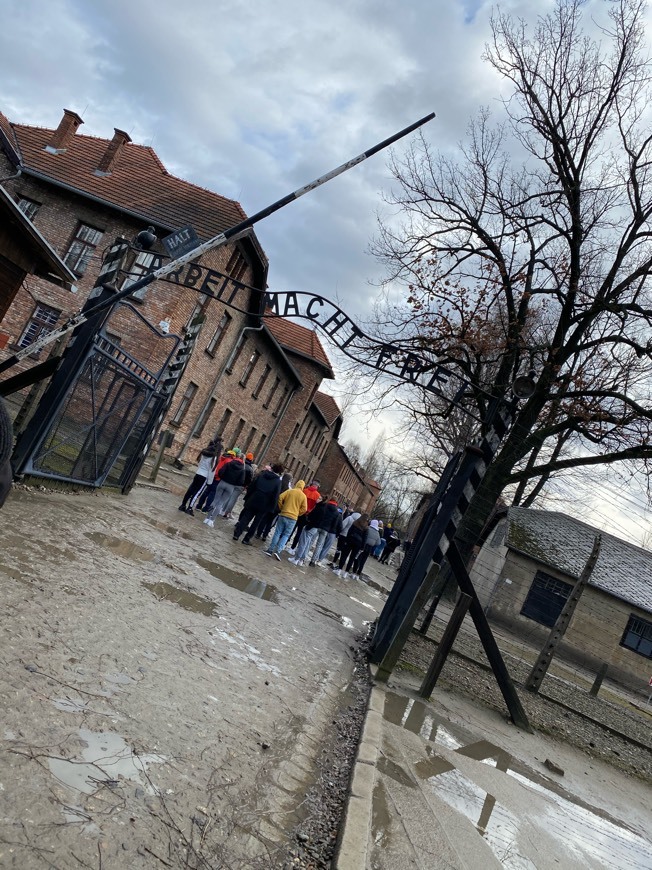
left=144, top=517, right=195, bottom=539
left=143, top=581, right=218, bottom=616
left=371, top=779, right=392, bottom=852
left=383, top=692, right=470, bottom=748
left=47, top=728, right=166, bottom=800
left=384, top=691, right=652, bottom=869
left=196, top=557, right=279, bottom=602
left=86, top=532, right=154, bottom=561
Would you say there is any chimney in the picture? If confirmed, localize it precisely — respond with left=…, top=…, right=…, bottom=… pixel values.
left=44, top=109, right=83, bottom=154
left=95, top=128, right=131, bottom=176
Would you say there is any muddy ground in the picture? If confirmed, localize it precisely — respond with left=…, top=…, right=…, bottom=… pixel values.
left=0, top=479, right=383, bottom=869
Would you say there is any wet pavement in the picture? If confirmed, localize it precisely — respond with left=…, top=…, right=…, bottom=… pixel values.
left=0, top=481, right=386, bottom=868
left=356, top=680, right=652, bottom=869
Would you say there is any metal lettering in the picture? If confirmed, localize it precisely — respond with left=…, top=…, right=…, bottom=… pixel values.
left=306, top=297, right=324, bottom=320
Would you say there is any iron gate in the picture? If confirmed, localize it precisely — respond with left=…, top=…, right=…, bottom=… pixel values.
left=19, top=302, right=180, bottom=488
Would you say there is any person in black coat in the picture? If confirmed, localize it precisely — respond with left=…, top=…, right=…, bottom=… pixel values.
left=233, top=463, right=284, bottom=543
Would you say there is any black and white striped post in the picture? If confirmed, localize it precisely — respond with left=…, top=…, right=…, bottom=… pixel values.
left=0, top=112, right=435, bottom=379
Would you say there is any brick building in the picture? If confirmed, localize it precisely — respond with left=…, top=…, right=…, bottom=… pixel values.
left=316, top=439, right=380, bottom=513
left=0, top=107, right=382, bottom=499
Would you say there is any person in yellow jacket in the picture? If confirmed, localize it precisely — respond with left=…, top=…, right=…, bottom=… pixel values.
left=264, top=480, right=307, bottom=560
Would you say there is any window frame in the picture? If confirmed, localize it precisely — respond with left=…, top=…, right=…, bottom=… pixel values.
left=239, top=349, right=261, bottom=387
left=64, top=222, right=104, bottom=276
left=620, top=614, right=652, bottom=659
left=205, top=312, right=232, bottom=357
left=520, top=570, right=574, bottom=628
left=170, top=381, right=198, bottom=426
left=16, top=196, right=41, bottom=220
left=214, top=407, right=232, bottom=438
left=17, top=302, right=61, bottom=352
left=263, top=376, right=281, bottom=409
left=252, top=363, right=272, bottom=399
left=193, top=397, right=217, bottom=438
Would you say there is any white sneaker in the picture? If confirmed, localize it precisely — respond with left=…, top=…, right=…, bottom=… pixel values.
left=203, top=518, right=214, bottom=528
left=287, top=548, right=296, bottom=555
left=332, top=568, right=341, bottom=576
left=342, top=572, right=349, bottom=579
left=288, top=557, right=298, bottom=565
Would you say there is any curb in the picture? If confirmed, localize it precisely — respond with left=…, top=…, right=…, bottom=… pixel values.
left=334, top=670, right=385, bottom=870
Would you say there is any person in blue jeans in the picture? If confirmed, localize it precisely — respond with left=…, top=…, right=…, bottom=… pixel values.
left=265, top=480, right=307, bottom=560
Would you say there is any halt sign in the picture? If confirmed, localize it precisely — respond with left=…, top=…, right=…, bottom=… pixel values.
left=162, top=225, right=200, bottom=259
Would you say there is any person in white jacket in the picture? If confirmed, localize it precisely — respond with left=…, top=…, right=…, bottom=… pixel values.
left=178, top=441, right=218, bottom=515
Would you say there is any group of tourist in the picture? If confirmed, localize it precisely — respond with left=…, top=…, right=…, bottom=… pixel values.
left=178, top=440, right=401, bottom=579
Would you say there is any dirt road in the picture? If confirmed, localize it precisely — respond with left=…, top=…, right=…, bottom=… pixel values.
left=0, top=482, right=383, bottom=868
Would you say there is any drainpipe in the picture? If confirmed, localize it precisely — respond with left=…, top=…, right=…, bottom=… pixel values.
left=0, top=168, right=22, bottom=183
left=257, top=384, right=298, bottom=466
left=174, top=323, right=265, bottom=465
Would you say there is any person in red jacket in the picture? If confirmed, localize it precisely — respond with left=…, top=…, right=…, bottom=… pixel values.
left=288, top=480, right=321, bottom=551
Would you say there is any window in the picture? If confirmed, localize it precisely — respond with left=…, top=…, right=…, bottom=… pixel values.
left=18, top=303, right=60, bottom=350
left=230, top=417, right=246, bottom=447
left=121, top=251, right=159, bottom=299
left=240, top=350, right=260, bottom=387
left=263, top=376, right=281, bottom=409
left=244, top=426, right=257, bottom=452
left=193, top=398, right=217, bottom=438
left=520, top=571, right=573, bottom=628
left=205, top=312, right=231, bottom=356
left=621, top=615, right=652, bottom=659
left=252, top=364, right=271, bottom=399
left=16, top=196, right=40, bottom=220
left=225, top=247, right=248, bottom=281
left=170, top=382, right=198, bottom=426
left=214, top=408, right=232, bottom=438
left=226, top=335, right=246, bottom=374
left=273, top=386, right=289, bottom=417
left=286, top=423, right=300, bottom=450
left=254, top=432, right=266, bottom=456
left=64, top=222, right=104, bottom=275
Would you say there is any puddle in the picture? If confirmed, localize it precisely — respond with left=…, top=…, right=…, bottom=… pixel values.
left=47, top=728, right=166, bottom=800
left=86, top=532, right=154, bottom=561
left=348, top=596, right=379, bottom=611
left=384, top=691, right=652, bottom=869
left=143, top=581, right=218, bottom=616
left=144, top=517, right=195, bottom=540
left=383, top=691, right=472, bottom=748
left=209, top=623, right=281, bottom=676
left=377, top=755, right=416, bottom=788
left=371, top=779, right=393, bottom=852
left=196, top=557, right=279, bottom=602
left=314, top=603, right=357, bottom=630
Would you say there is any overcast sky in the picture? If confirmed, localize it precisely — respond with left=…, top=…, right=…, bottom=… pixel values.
left=2, top=0, right=652, bottom=544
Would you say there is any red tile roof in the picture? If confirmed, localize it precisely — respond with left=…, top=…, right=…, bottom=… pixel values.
left=3, top=114, right=265, bottom=261
left=265, top=315, right=334, bottom=376
left=313, top=391, right=341, bottom=426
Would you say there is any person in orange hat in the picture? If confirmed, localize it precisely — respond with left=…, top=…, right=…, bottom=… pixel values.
left=222, top=451, right=256, bottom=518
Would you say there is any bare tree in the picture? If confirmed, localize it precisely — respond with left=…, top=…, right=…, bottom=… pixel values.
left=370, top=0, right=652, bottom=560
